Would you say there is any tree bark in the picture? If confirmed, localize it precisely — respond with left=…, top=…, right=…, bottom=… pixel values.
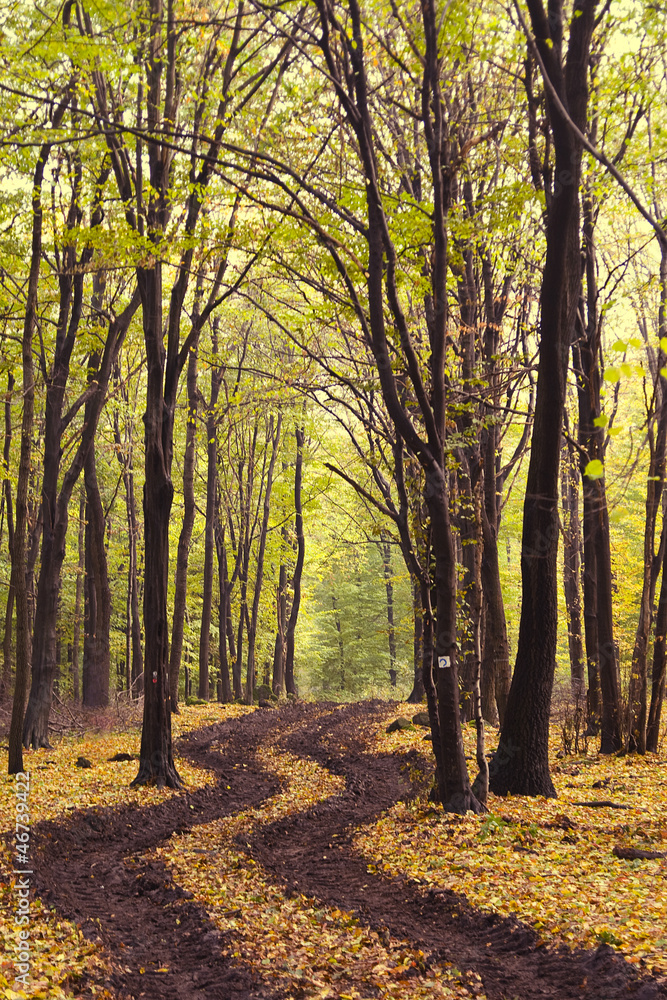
left=245, top=415, right=282, bottom=702
left=380, top=534, right=397, bottom=687
left=1, top=373, right=15, bottom=701
left=72, top=489, right=85, bottom=703
left=627, top=245, right=667, bottom=752
left=406, top=576, right=425, bottom=703
left=285, top=426, right=305, bottom=696
left=561, top=434, right=585, bottom=698
left=272, top=527, right=289, bottom=696
left=7, top=120, right=59, bottom=770
left=169, top=341, right=199, bottom=710
left=647, top=526, right=667, bottom=752
left=490, top=0, right=598, bottom=797
left=82, top=444, right=111, bottom=708
left=573, top=185, right=623, bottom=750
left=113, top=372, right=143, bottom=696
left=216, top=524, right=233, bottom=703
left=199, top=338, right=222, bottom=701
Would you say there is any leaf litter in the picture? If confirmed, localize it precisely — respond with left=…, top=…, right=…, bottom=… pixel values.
left=361, top=712, right=667, bottom=979
left=0, top=699, right=665, bottom=999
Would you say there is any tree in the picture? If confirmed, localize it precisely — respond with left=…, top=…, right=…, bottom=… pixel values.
left=490, top=0, right=599, bottom=797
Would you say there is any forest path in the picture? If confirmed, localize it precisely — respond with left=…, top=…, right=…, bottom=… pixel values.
left=34, top=701, right=666, bottom=1000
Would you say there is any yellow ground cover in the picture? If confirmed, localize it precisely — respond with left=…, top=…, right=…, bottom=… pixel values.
left=0, top=702, right=252, bottom=999
left=360, top=710, right=667, bottom=978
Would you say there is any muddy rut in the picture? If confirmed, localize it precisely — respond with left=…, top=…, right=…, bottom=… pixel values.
left=31, top=701, right=666, bottom=1000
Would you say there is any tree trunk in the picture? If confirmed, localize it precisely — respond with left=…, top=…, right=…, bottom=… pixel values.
left=406, top=576, right=425, bottom=703
left=169, top=342, right=199, bottom=711
left=285, top=426, right=305, bottom=697
left=272, top=538, right=288, bottom=696
left=627, top=246, right=667, bottom=753
left=131, top=264, right=181, bottom=789
left=113, top=381, right=143, bottom=697
left=72, top=489, right=85, bottom=703
left=82, top=445, right=111, bottom=708
left=0, top=373, right=15, bottom=701
left=9, top=107, right=69, bottom=771
left=489, top=0, right=598, bottom=798
left=216, top=529, right=233, bottom=703
left=245, top=415, right=282, bottom=702
left=456, top=463, right=482, bottom=722
left=199, top=347, right=222, bottom=701
left=561, top=435, right=585, bottom=697
left=428, top=471, right=481, bottom=812
left=647, top=527, right=667, bottom=752
left=380, top=535, right=397, bottom=687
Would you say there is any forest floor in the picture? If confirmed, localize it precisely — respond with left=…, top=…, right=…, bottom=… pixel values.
left=1, top=698, right=667, bottom=1000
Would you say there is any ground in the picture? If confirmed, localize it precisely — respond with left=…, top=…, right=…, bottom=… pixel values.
left=1, top=699, right=667, bottom=1000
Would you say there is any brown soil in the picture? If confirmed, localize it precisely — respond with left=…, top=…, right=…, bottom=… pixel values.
left=30, top=700, right=667, bottom=1000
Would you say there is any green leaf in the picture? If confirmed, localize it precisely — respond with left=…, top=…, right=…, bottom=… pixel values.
left=604, top=367, right=621, bottom=383
left=611, top=340, right=627, bottom=352
left=593, top=414, right=609, bottom=428
left=584, top=459, right=604, bottom=480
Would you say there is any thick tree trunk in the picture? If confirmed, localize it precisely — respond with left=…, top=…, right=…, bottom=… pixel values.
left=428, top=472, right=481, bottom=812
left=489, top=0, right=597, bottom=798
left=132, top=265, right=181, bottom=789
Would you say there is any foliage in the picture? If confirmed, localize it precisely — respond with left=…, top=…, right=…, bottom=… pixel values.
left=363, top=715, right=667, bottom=977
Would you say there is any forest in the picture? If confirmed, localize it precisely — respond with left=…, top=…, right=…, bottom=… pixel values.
left=0, top=0, right=667, bottom=998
